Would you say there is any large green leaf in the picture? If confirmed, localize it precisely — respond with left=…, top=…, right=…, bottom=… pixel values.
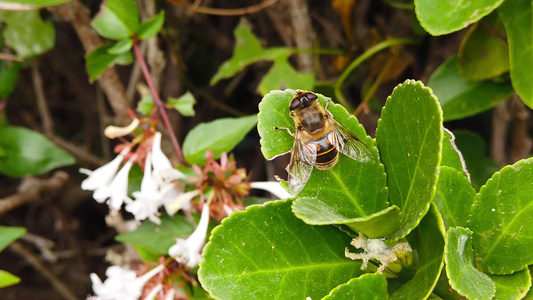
left=91, top=0, right=140, bottom=40
left=427, top=57, right=513, bottom=121
left=489, top=268, right=531, bottom=300
left=454, top=130, right=500, bottom=190
left=469, top=157, right=533, bottom=274
left=434, top=167, right=476, bottom=230
left=445, top=227, right=496, bottom=300
left=0, top=0, right=70, bottom=9
left=115, top=214, right=193, bottom=255
left=0, top=226, right=26, bottom=252
left=323, top=273, right=388, bottom=300
left=0, top=126, right=75, bottom=177
left=257, top=54, right=315, bottom=95
left=375, top=80, right=442, bottom=241
left=182, top=115, right=257, bottom=165
left=498, top=0, right=533, bottom=108
left=458, top=12, right=509, bottom=81
left=0, top=10, right=54, bottom=58
left=0, top=270, right=20, bottom=289
left=0, top=61, right=20, bottom=99
left=85, top=44, right=133, bottom=81
left=390, top=205, right=445, bottom=300
left=441, top=129, right=468, bottom=176
left=199, top=200, right=365, bottom=299
left=414, top=0, right=505, bottom=35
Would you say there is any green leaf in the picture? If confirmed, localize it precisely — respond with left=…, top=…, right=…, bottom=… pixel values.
left=107, top=39, right=133, bottom=55
left=441, top=129, right=468, bottom=176
left=91, top=0, right=140, bottom=40
left=0, top=61, right=20, bottom=99
left=469, top=157, right=533, bottom=274
left=0, top=0, right=70, bottom=9
left=0, top=226, right=26, bottom=252
left=198, top=200, right=365, bottom=299
left=390, top=205, right=445, bottom=300
left=133, top=245, right=160, bottom=262
left=498, top=0, right=533, bottom=108
left=414, top=0, right=505, bottom=35
left=322, top=273, right=388, bottom=300
left=210, top=18, right=289, bottom=85
left=454, top=130, right=499, bottom=190
left=444, top=227, right=496, bottom=300
left=458, top=12, right=510, bottom=81
left=136, top=94, right=154, bottom=116
left=182, top=115, right=257, bottom=165
left=375, top=80, right=443, bottom=241
left=257, top=54, right=315, bottom=95
left=115, top=214, right=193, bottom=255
left=0, top=10, right=54, bottom=58
left=86, top=44, right=133, bottom=81
left=136, top=11, right=165, bottom=40
left=0, top=270, right=20, bottom=289
left=167, top=92, right=196, bottom=117
left=427, top=57, right=513, bottom=121
left=0, top=126, right=75, bottom=177
left=434, top=167, right=476, bottom=230
left=489, top=268, right=531, bottom=300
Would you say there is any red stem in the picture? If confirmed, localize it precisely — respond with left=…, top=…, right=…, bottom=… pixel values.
left=133, top=40, right=186, bottom=165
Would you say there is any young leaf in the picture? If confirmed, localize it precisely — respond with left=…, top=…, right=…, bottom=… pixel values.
left=86, top=44, right=133, bottom=81
left=0, top=126, right=75, bottom=177
left=115, top=214, right=193, bottom=255
left=136, top=94, right=154, bottom=116
left=498, top=0, right=533, bottom=109
left=0, top=10, right=55, bottom=58
left=91, top=0, right=140, bottom=40
left=0, top=270, right=20, bottom=289
left=0, top=61, right=20, bottom=99
left=198, top=200, right=365, bottom=299
left=323, top=273, right=388, bottom=300
left=182, top=115, right=257, bottom=165
left=434, top=167, right=476, bottom=230
left=489, top=268, right=531, bottom=300
left=0, top=0, right=70, bottom=9
left=167, top=92, right=196, bottom=117
left=0, top=226, right=26, bottom=252
left=458, top=12, right=509, bottom=81
left=257, top=54, right=315, bottom=95
left=107, top=39, right=133, bottom=55
left=376, top=80, right=443, bottom=241
left=441, top=129, right=468, bottom=176
left=414, top=0, right=505, bottom=35
left=444, top=227, right=496, bottom=300
left=427, top=57, right=513, bottom=121
left=390, top=205, right=445, bottom=300
left=469, top=157, right=533, bottom=274
left=136, top=11, right=165, bottom=40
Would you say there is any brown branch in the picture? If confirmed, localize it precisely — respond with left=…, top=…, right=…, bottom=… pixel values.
left=0, top=171, right=69, bottom=216
left=32, top=62, right=54, bottom=135
left=287, top=0, right=314, bottom=72
left=9, top=242, right=77, bottom=300
left=178, top=0, right=280, bottom=16
left=509, top=95, right=532, bottom=163
left=491, top=101, right=510, bottom=165
left=48, top=0, right=129, bottom=121
left=0, top=53, right=24, bottom=62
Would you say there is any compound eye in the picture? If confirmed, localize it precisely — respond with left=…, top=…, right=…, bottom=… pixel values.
left=289, top=98, right=301, bottom=111
left=306, top=92, right=318, bottom=101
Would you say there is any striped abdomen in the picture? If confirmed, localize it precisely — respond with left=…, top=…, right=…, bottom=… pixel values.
left=314, top=136, right=338, bottom=170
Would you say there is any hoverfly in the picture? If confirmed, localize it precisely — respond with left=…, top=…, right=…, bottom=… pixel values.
left=275, top=91, right=373, bottom=195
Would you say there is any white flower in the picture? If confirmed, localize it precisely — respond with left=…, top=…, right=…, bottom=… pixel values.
left=169, top=203, right=210, bottom=269
left=151, top=132, right=185, bottom=186
left=80, top=147, right=129, bottom=193
left=250, top=181, right=292, bottom=199
left=94, top=156, right=136, bottom=209
left=126, top=153, right=162, bottom=224
left=164, top=189, right=199, bottom=215
left=104, top=119, right=140, bottom=139
left=145, top=284, right=162, bottom=300
left=89, top=264, right=164, bottom=300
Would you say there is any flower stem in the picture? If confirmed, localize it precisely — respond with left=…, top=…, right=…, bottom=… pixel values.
left=133, top=40, right=186, bottom=165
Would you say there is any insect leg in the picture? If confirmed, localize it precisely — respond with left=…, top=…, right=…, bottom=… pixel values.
left=273, top=126, right=294, bottom=137
left=325, top=98, right=332, bottom=111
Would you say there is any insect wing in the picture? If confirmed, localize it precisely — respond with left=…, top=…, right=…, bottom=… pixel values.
left=330, top=118, right=373, bottom=162
left=286, top=130, right=316, bottom=195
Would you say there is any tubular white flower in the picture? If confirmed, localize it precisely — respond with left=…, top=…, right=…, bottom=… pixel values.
left=104, top=119, right=140, bottom=139
left=80, top=147, right=130, bottom=192
left=107, top=156, right=135, bottom=210
left=151, top=132, right=185, bottom=185
left=169, top=203, right=210, bottom=269
left=164, top=189, right=199, bottom=215
left=250, top=181, right=292, bottom=200
left=126, top=153, right=162, bottom=224
left=89, top=265, right=164, bottom=300
left=145, top=284, right=162, bottom=300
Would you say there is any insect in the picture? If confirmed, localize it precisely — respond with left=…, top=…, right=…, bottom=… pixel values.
left=274, top=91, right=373, bottom=195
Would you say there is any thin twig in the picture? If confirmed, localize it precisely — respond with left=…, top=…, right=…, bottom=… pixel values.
left=20, top=233, right=57, bottom=263
left=133, top=40, right=186, bottom=165
left=0, top=53, right=24, bottom=62
left=9, top=242, right=77, bottom=300
left=32, top=62, right=54, bottom=135
left=491, top=101, right=510, bottom=165
left=126, top=42, right=147, bottom=102
left=287, top=0, right=314, bottom=73
left=509, top=95, right=532, bottom=163
left=180, top=0, right=279, bottom=16
left=0, top=171, right=69, bottom=216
